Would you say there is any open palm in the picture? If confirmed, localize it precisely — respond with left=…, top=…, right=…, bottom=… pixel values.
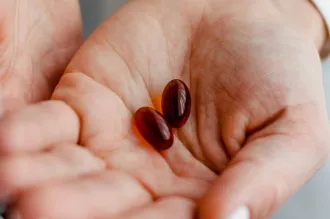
left=1, top=0, right=329, bottom=219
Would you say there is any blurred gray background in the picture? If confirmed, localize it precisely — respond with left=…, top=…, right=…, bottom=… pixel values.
left=79, top=0, right=330, bottom=218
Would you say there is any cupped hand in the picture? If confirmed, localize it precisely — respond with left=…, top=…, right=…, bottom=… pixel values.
left=0, top=0, right=82, bottom=112
left=1, top=0, right=329, bottom=219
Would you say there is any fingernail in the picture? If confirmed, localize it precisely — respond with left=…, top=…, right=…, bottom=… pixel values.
left=8, top=211, right=21, bottom=219
left=227, top=206, right=250, bottom=219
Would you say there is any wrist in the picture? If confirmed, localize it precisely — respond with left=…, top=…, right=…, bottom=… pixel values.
left=271, top=0, right=328, bottom=52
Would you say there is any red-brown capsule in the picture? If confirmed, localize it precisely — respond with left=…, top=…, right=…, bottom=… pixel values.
left=134, top=107, right=174, bottom=150
left=162, top=79, right=191, bottom=128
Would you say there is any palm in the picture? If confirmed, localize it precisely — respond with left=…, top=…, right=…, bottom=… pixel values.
left=1, top=0, right=328, bottom=219
left=0, top=0, right=81, bottom=112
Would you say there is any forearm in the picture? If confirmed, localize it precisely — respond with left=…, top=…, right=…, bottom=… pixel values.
left=272, top=0, right=328, bottom=52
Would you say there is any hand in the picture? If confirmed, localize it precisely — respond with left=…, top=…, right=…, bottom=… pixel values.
left=1, top=0, right=329, bottom=219
left=0, top=0, right=82, bottom=113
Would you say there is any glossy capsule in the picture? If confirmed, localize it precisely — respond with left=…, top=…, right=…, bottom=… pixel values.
left=162, top=79, right=191, bottom=128
left=134, top=107, right=174, bottom=150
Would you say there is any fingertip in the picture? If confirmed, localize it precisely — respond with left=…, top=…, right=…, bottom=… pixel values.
left=221, top=113, right=248, bottom=158
left=0, top=101, right=80, bottom=155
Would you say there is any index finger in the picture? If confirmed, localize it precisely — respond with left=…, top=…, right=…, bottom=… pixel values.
left=0, top=101, right=80, bottom=155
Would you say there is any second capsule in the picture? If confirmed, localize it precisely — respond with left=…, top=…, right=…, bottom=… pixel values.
left=162, top=79, right=191, bottom=128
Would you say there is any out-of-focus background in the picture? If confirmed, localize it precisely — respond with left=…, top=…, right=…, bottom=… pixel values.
left=79, top=0, right=330, bottom=218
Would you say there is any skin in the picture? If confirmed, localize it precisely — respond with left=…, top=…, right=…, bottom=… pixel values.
left=0, top=0, right=329, bottom=218
left=0, top=0, right=82, bottom=214
left=0, top=0, right=82, bottom=112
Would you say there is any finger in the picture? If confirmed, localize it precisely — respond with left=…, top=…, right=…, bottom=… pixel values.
left=199, top=107, right=330, bottom=219
left=0, top=100, right=80, bottom=155
left=0, top=144, right=104, bottom=201
left=112, top=197, right=196, bottom=219
left=10, top=171, right=152, bottom=219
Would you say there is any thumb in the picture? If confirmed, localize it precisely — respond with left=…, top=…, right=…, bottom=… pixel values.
left=199, top=107, right=330, bottom=219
